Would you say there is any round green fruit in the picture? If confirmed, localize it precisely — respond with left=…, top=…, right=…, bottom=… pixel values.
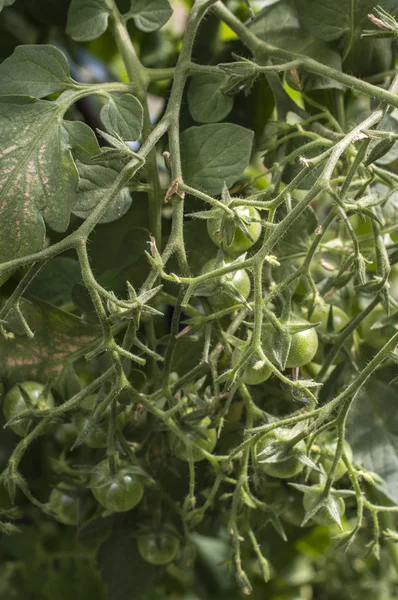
left=3, top=381, right=55, bottom=437
left=254, top=428, right=306, bottom=479
left=137, top=527, right=180, bottom=565
left=262, top=317, right=319, bottom=369
left=309, top=304, right=351, bottom=364
left=303, top=484, right=345, bottom=526
left=90, top=460, right=144, bottom=513
left=201, top=257, right=251, bottom=312
left=207, top=206, right=262, bottom=254
left=49, top=485, right=79, bottom=526
left=312, top=432, right=353, bottom=481
left=361, top=305, right=397, bottom=350
left=170, top=416, right=217, bottom=462
left=231, top=346, right=271, bottom=385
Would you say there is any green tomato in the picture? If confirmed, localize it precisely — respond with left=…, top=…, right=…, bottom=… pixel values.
left=207, top=206, right=262, bottom=254
left=73, top=395, right=125, bottom=449
left=137, top=527, right=180, bottom=565
left=3, top=381, right=55, bottom=437
left=258, top=482, right=289, bottom=515
left=302, top=484, right=345, bottom=526
left=280, top=489, right=310, bottom=528
left=231, top=346, right=271, bottom=385
left=309, top=304, right=351, bottom=364
left=361, top=305, right=397, bottom=350
left=254, top=428, right=306, bottom=479
left=201, top=257, right=251, bottom=312
left=262, top=317, right=319, bottom=369
left=170, top=416, right=217, bottom=462
left=311, top=432, right=353, bottom=482
left=49, top=485, right=79, bottom=526
left=90, top=460, right=144, bottom=513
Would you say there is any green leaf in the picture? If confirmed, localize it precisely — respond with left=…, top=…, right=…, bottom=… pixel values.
left=26, top=257, right=82, bottom=306
left=63, top=120, right=101, bottom=161
left=187, top=74, right=234, bottom=124
left=100, top=94, right=143, bottom=141
left=126, top=0, right=173, bottom=32
left=180, top=123, right=254, bottom=196
left=0, top=297, right=99, bottom=385
left=251, top=0, right=342, bottom=89
left=0, top=96, right=78, bottom=263
left=66, top=0, right=110, bottom=42
left=295, top=0, right=378, bottom=41
left=0, top=45, right=76, bottom=98
left=347, top=378, right=398, bottom=503
left=72, top=161, right=132, bottom=224
left=97, top=530, right=162, bottom=600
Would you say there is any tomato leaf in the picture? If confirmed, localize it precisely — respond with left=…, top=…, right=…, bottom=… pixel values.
left=187, top=74, right=234, bottom=124
left=0, top=45, right=77, bottom=98
left=180, top=123, right=254, bottom=196
left=0, top=96, right=78, bottom=263
left=295, top=0, right=378, bottom=42
left=0, top=298, right=99, bottom=385
left=100, top=94, right=143, bottom=141
left=26, top=257, right=82, bottom=306
left=72, top=161, right=132, bottom=224
left=66, top=0, right=110, bottom=42
left=347, top=378, right=398, bottom=504
left=125, top=0, right=173, bottom=32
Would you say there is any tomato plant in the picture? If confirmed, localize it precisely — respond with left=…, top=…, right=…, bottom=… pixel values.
left=0, top=0, right=398, bottom=598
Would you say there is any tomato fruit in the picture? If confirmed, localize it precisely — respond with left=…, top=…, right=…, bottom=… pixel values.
left=201, top=257, right=251, bottom=312
left=254, top=428, right=306, bottom=479
left=302, top=484, right=345, bottom=526
left=170, top=416, right=217, bottom=462
left=280, top=489, right=310, bottom=528
left=311, top=432, right=353, bottom=481
left=262, top=317, right=319, bottom=369
left=3, top=381, right=55, bottom=437
left=231, top=346, right=271, bottom=385
left=137, top=526, right=180, bottom=565
left=49, top=485, right=79, bottom=526
left=90, top=460, right=144, bottom=512
left=309, top=304, right=352, bottom=364
left=361, top=305, right=397, bottom=350
left=73, top=395, right=125, bottom=449
left=207, top=206, right=262, bottom=254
